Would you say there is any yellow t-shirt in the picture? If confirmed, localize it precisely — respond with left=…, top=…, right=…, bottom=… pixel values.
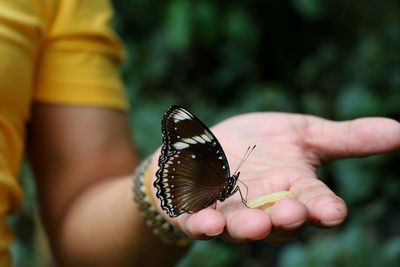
left=0, top=0, right=127, bottom=265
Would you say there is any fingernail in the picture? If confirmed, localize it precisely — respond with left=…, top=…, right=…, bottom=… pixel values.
left=321, top=219, right=344, bottom=227
left=286, top=219, right=307, bottom=230
left=205, top=229, right=223, bottom=237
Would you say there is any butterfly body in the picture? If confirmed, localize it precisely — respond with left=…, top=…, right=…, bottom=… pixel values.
left=217, top=174, right=240, bottom=202
left=154, top=105, right=244, bottom=218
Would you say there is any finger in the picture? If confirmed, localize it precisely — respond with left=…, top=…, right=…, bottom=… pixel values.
left=306, top=117, right=400, bottom=161
left=183, top=209, right=226, bottom=238
left=262, top=198, right=309, bottom=243
left=269, top=198, right=309, bottom=228
left=221, top=207, right=272, bottom=242
left=291, top=177, right=347, bottom=227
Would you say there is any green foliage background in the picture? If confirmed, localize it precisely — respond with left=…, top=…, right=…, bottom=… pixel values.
left=11, top=0, right=400, bottom=266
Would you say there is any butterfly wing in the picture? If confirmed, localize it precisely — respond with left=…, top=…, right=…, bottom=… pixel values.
left=154, top=105, right=231, bottom=217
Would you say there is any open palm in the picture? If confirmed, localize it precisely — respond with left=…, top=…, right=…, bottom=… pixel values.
left=151, top=112, right=400, bottom=243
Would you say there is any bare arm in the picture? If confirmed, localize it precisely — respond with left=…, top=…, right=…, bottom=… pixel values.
left=28, top=104, right=186, bottom=267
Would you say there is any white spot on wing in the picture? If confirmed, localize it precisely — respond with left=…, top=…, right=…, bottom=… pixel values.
left=183, top=138, right=197, bottom=144
left=173, top=142, right=189, bottom=150
left=172, top=110, right=192, bottom=122
left=193, top=135, right=206, bottom=144
left=201, top=134, right=212, bottom=142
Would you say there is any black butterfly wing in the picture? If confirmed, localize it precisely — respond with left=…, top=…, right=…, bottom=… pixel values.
left=154, top=105, right=231, bottom=217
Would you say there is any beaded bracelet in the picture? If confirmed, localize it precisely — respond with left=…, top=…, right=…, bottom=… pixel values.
left=132, top=157, right=192, bottom=246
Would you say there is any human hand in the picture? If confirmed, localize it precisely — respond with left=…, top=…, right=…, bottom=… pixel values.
left=149, top=112, right=400, bottom=244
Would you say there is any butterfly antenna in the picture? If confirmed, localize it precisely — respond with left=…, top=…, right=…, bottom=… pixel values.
left=233, top=145, right=256, bottom=175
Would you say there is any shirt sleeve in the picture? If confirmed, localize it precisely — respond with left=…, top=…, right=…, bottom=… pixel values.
left=33, top=0, right=128, bottom=111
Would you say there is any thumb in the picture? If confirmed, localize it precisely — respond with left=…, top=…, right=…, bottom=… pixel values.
left=306, top=117, right=400, bottom=162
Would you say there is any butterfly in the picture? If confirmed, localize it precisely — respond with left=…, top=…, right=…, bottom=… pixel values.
left=154, top=105, right=254, bottom=218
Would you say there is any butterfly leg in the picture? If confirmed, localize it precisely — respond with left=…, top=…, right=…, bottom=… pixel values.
left=232, top=186, right=250, bottom=208
left=238, top=180, right=248, bottom=202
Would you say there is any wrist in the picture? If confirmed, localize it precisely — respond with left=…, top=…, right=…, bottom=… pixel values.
left=132, top=154, right=192, bottom=246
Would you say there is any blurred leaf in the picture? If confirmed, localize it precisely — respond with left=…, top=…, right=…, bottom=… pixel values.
left=280, top=222, right=384, bottom=267
left=165, top=0, right=192, bottom=52
left=9, top=161, right=37, bottom=267
left=130, top=97, right=178, bottom=157
left=296, top=44, right=337, bottom=86
left=301, top=92, right=329, bottom=116
left=278, top=242, right=308, bottom=267
left=177, top=240, right=234, bottom=267
left=331, top=159, right=378, bottom=204
left=291, top=0, right=323, bottom=21
left=383, top=236, right=400, bottom=266
left=239, top=84, right=295, bottom=112
left=224, top=8, right=260, bottom=46
left=335, top=84, right=382, bottom=119
left=194, top=1, right=219, bottom=46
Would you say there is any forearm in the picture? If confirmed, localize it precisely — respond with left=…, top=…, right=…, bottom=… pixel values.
left=52, top=174, right=185, bottom=267
left=31, top=150, right=186, bottom=267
